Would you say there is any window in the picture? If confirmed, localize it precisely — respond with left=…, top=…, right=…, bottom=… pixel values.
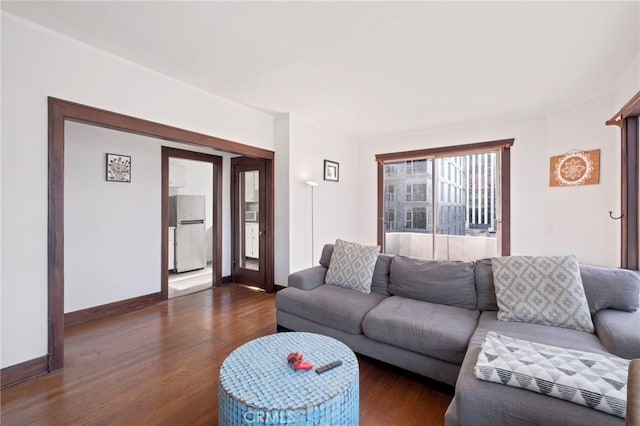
left=606, top=91, right=639, bottom=269
left=385, top=164, right=397, bottom=175
left=406, top=183, right=426, bottom=202
left=376, top=139, right=514, bottom=260
left=385, top=208, right=396, bottom=231
left=386, top=184, right=395, bottom=202
left=406, top=159, right=427, bottom=175
left=405, top=207, right=427, bottom=230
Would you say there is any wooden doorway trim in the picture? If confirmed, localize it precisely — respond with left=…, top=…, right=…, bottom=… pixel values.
left=161, top=147, right=223, bottom=299
left=230, top=157, right=273, bottom=291
left=48, top=97, right=274, bottom=372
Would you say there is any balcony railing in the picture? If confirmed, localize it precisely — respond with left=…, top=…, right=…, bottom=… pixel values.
left=384, top=232, right=497, bottom=261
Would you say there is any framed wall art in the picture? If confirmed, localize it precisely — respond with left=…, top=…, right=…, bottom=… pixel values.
left=324, top=160, right=339, bottom=182
left=549, top=149, right=600, bottom=187
left=106, top=153, right=131, bottom=182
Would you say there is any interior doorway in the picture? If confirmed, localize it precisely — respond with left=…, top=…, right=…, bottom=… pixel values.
left=48, top=97, right=275, bottom=372
left=162, top=147, right=222, bottom=299
left=231, top=157, right=268, bottom=289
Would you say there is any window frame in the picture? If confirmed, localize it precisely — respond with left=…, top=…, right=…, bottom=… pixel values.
left=606, top=91, right=640, bottom=270
left=375, top=138, right=514, bottom=254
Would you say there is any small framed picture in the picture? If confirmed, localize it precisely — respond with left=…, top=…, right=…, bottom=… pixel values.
left=324, top=160, right=339, bottom=182
left=106, top=153, right=131, bottom=182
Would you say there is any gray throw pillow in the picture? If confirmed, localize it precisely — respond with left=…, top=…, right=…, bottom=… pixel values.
left=325, top=239, right=380, bottom=294
left=491, top=255, right=594, bottom=333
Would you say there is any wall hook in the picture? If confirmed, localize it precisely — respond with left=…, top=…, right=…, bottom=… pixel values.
left=609, top=211, right=623, bottom=220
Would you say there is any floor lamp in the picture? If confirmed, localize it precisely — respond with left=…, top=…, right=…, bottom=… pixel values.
left=305, top=181, right=319, bottom=266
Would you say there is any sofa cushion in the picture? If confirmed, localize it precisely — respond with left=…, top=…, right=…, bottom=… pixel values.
left=275, top=284, right=386, bottom=335
left=371, top=254, right=393, bottom=296
left=362, top=296, right=480, bottom=364
left=389, top=256, right=476, bottom=309
left=492, top=255, right=594, bottom=333
left=580, top=265, right=640, bottom=313
left=470, top=311, right=607, bottom=352
left=325, top=239, right=381, bottom=294
left=319, top=244, right=334, bottom=268
left=474, top=258, right=499, bottom=311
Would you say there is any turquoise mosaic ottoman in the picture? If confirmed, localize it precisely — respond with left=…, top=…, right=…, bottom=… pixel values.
left=218, top=332, right=359, bottom=425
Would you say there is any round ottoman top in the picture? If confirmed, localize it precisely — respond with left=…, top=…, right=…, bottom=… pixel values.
left=219, top=332, right=358, bottom=410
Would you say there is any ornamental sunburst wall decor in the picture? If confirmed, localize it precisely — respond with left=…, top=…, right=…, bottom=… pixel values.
left=549, top=149, right=600, bottom=187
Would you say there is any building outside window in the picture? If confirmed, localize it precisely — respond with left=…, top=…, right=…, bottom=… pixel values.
left=406, top=159, right=427, bottom=175
left=405, top=207, right=427, bottom=230
left=383, top=152, right=497, bottom=236
left=405, top=183, right=427, bottom=202
left=386, top=184, right=395, bottom=202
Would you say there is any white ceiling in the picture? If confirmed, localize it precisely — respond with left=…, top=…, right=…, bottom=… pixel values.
left=2, top=1, right=639, bottom=140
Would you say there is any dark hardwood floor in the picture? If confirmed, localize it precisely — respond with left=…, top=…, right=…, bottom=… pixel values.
left=1, top=285, right=453, bottom=425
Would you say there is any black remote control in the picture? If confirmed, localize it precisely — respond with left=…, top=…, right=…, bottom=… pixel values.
left=316, top=360, right=342, bottom=374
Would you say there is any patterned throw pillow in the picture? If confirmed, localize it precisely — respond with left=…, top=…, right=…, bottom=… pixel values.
left=491, top=255, right=594, bottom=333
left=325, top=239, right=381, bottom=294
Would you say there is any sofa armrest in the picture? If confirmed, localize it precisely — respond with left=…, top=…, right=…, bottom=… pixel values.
left=593, top=309, right=640, bottom=359
left=287, top=266, right=328, bottom=291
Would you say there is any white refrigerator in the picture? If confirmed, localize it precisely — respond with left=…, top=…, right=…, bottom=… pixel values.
left=169, top=195, right=206, bottom=273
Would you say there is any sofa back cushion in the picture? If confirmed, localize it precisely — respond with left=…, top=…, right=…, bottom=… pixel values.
left=319, top=244, right=334, bottom=268
left=474, top=258, right=499, bottom=311
left=389, top=256, right=477, bottom=309
left=319, top=243, right=392, bottom=296
left=474, top=259, right=640, bottom=314
left=580, top=265, right=640, bottom=313
left=371, top=254, right=393, bottom=296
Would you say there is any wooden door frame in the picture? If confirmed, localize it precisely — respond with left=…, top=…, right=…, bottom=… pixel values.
left=162, top=147, right=223, bottom=298
left=48, top=97, right=274, bottom=371
left=230, top=157, right=274, bottom=293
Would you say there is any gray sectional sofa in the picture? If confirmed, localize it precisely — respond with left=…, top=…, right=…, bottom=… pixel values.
left=275, top=244, right=640, bottom=426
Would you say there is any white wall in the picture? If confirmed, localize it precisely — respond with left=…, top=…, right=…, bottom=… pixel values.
left=1, top=14, right=274, bottom=368
left=613, top=55, right=639, bottom=109
left=543, top=94, right=620, bottom=266
left=357, top=93, right=622, bottom=268
left=64, top=123, right=240, bottom=313
left=288, top=118, right=360, bottom=274
left=274, top=115, right=291, bottom=285
left=65, top=122, right=161, bottom=312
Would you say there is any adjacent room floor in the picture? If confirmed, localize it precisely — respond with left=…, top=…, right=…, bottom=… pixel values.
left=168, top=266, right=213, bottom=298
left=1, top=285, right=453, bottom=425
